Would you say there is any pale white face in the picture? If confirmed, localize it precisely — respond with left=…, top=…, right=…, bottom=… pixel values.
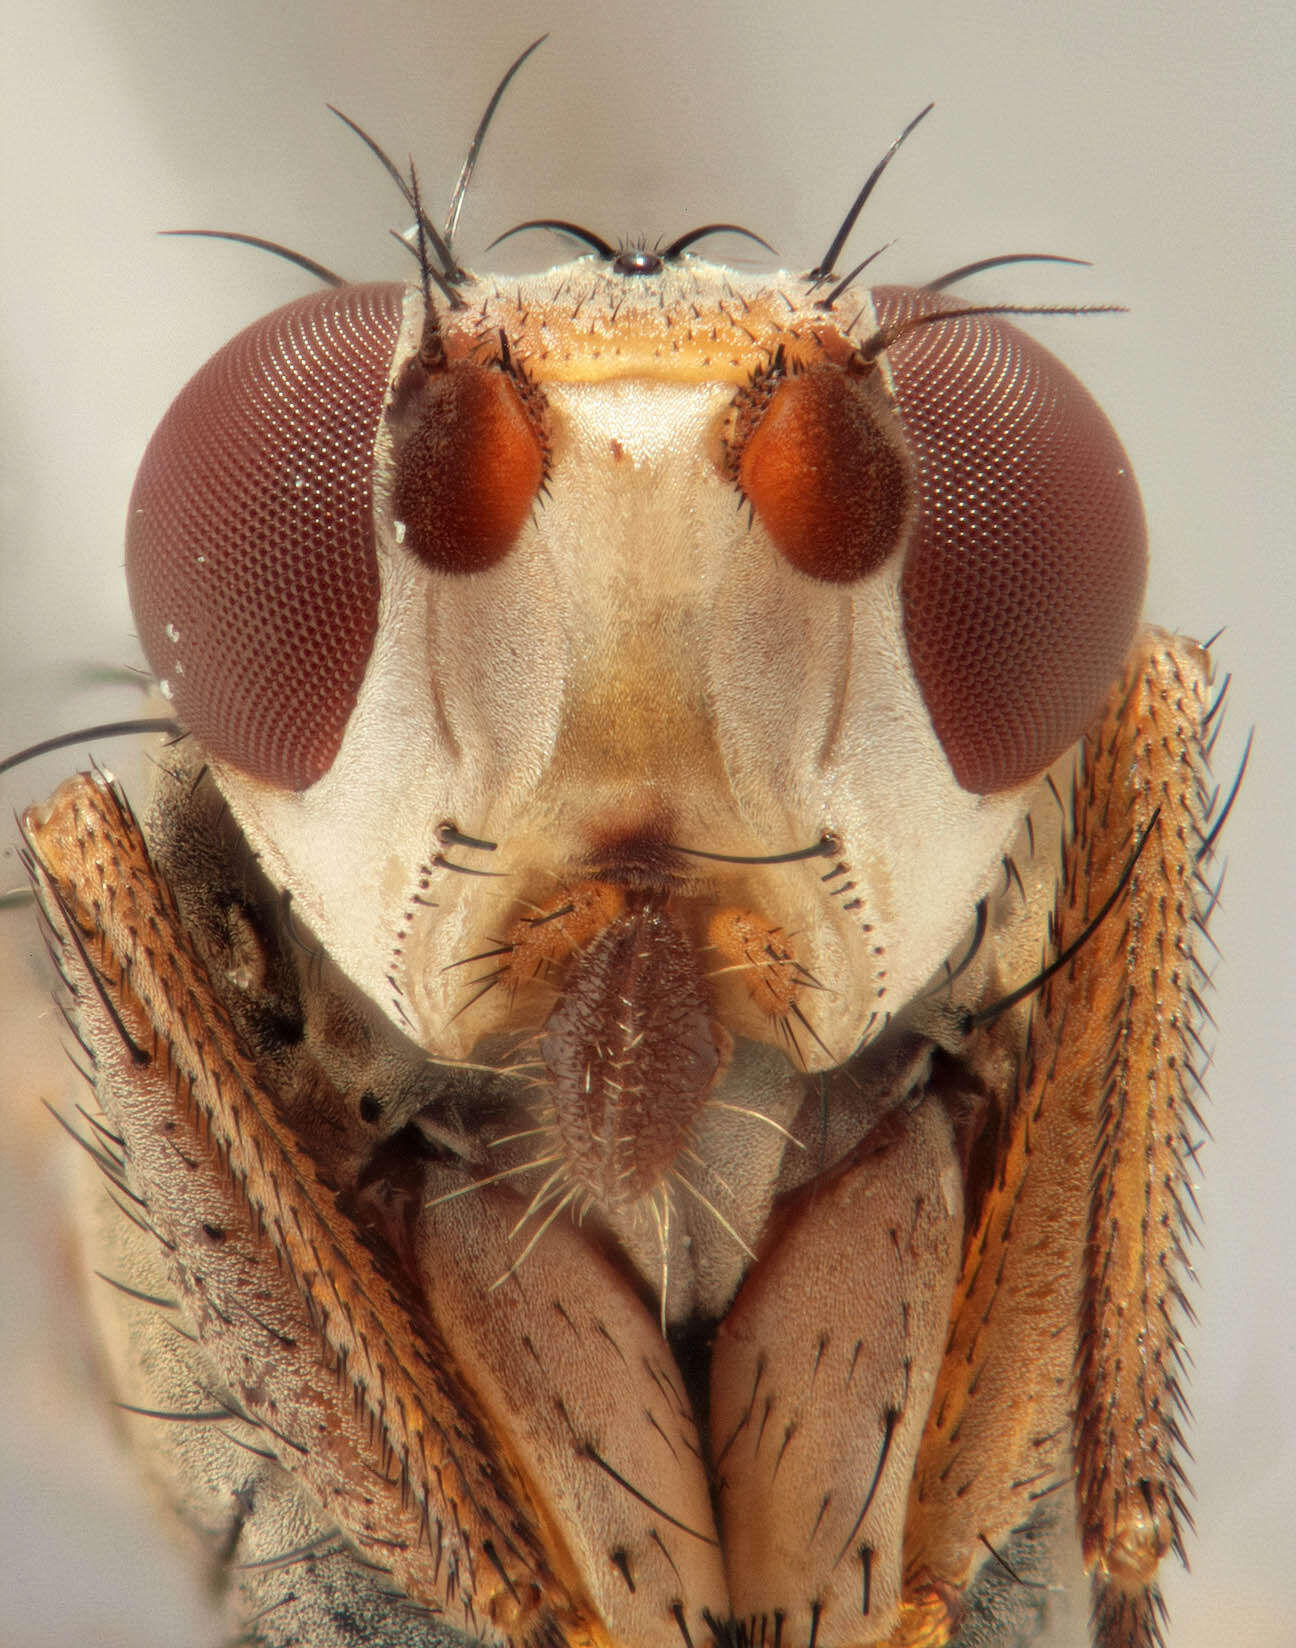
left=124, top=258, right=1144, bottom=1099
left=204, top=273, right=1030, bottom=1072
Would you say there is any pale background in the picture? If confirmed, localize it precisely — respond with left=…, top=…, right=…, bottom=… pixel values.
left=1, top=2, right=1291, bottom=1644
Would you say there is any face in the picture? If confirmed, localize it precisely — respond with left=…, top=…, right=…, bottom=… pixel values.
left=127, top=262, right=1141, bottom=1086
left=0, top=7, right=1285, bottom=1648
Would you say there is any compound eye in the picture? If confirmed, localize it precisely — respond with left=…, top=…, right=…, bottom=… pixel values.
left=126, top=284, right=406, bottom=791
left=388, top=358, right=547, bottom=576
left=731, top=365, right=912, bottom=583
left=875, top=286, right=1147, bottom=793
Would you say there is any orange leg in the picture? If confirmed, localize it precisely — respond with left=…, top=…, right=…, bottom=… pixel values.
left=894, top=628, right=1215, bottom=1648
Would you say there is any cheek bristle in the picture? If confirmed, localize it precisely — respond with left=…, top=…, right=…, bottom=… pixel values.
left=876, top=287, right=1148, bottom=794
left=126, top=283, right=406, bottom=790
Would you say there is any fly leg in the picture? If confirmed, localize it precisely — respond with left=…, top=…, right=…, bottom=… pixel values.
left=23, top=770, right=588, bottom=1648
left=892, top=628, right=1215, bottom=1648
left=1070, top=631, right=1216, bottom=1645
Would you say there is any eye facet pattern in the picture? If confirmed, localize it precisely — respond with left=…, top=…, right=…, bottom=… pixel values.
left=876, top=286, right=1148, bottom=794
left=126, top=284, right=405, bottom=790
left=725, top=288, right=1147, bottom=796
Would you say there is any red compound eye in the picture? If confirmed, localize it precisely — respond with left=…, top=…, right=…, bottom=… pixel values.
left=874, top=286, right=1147, bottom=793
left=126, top=283, right=405, bottom=790
left=731, top=290, right=1147, bottom=795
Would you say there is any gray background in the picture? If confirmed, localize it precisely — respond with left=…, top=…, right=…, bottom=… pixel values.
left=1, top=1, right=1291, bottom=1644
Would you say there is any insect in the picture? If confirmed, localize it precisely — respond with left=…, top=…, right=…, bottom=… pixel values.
left=5, top=38, right=1238, bottom=1648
